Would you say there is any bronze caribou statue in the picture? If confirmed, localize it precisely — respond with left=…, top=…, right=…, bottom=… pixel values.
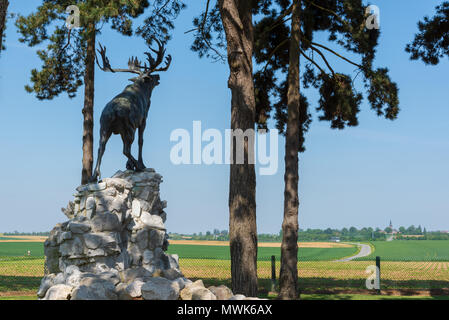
left=90, top=40, right=171, bottom=182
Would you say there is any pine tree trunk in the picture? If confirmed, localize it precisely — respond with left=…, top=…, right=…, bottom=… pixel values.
left=218, top=0, right=258, bottom=297
left=81, top=24, right=95, bottom=185
left=0, top=0, right=9, bottom=52
left=279, top=0, right=301, bottom=300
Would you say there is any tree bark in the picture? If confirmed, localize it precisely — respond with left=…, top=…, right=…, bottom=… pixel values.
left=81, top=24, right=95, bottom=185
left=218, top=0, right=258, bottom=297
left=0, top=0, right=9, bottom=52
left=279, top=0, right=301, bottom=300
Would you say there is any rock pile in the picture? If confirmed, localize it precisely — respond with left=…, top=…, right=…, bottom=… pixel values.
left=38, top=169, right=262, bottom=300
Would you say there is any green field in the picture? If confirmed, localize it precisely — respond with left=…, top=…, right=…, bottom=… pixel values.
left=358, top=240, right=449, bottom=261
left=0, top=242, right=358, bottom=261
left=3, top=239, right=449, bottom=262
left=0, top=242, right=44, bottom=257
left=167, top=244, right=358, bottom=261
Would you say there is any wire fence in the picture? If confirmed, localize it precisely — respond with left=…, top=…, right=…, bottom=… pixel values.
left=1, top=255, right=449, bottom=295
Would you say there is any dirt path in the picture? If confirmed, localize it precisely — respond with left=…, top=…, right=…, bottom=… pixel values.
left=335, top=243, right=372, bottom=262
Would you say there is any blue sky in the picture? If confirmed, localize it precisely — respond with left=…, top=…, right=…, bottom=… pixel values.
left=0, top=0, right=448, bottom=234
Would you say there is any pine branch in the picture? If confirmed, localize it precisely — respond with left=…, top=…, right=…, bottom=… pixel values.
left=311, top=41, right=363, bottom=69
left=262, top=38, right=289, bottom=72
left=299, top=48, right=326, bottom=75
left=185, top=0, right=225, bottom=61
left=155, top=0, right=172, bottom=15
left=303, top=0, right=346, bottom=26
left=265, top=4, right=293, bottom=34
left=309, top=45, right=335, bottom=77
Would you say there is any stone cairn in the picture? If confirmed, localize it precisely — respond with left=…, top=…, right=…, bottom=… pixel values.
left=39, top=169, right=259, bottom=300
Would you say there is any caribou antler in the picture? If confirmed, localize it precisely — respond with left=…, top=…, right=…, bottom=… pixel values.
left=96, top=43, right=143, bottom=75
left=144, top=39, right=172, bottom=74
left=96, top=41, right=172, bottom=76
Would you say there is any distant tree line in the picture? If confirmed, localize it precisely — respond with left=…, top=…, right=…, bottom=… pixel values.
left=169, top=229, right=229, bottom=241
left=169, top=225, right=449, bottom=242
left=6, top=225, right=447, bottom=241
left=3, top=231, right=50, bottom=236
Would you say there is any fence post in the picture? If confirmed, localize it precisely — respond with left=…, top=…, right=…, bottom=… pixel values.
left=376, top=256, right=381, bottom=295
left=271, top=255, right=276, bottom=292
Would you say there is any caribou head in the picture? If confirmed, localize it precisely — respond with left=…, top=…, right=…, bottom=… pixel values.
left=96, top=39, right=172, bottom=96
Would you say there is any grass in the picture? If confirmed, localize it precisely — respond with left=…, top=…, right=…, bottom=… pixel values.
left=0, top=296, right=37, bottom=300
left=2, top=292, right=448, bottom=301
left=178, top=259, right=449, bottom=290
left=167, top=244, right=358, bottom=261
left=358, top=240, right=449, bottom=261
left=300, top=294, right=449, bottom=300
left=0, top=242, right=44, bottom=257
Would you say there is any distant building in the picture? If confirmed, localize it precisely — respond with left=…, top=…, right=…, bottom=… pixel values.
left=380, top=220, right=399, bottom=236
left=330, top=237, right=340, bottom=243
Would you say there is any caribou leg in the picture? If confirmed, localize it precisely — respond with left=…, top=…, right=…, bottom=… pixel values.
left=137, top=125, right=147, bottom=171
left=90, top=129, right=112, bottom=183
left=121, top=130, right=139, bottom=171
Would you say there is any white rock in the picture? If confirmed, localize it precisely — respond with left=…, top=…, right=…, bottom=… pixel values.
left=68, top=222, right=91, bottom=234
left=135, top=229, right=149, bottom=251
left=229, top=294, right=246, bottom=300
left=88, top=182, right=107, bottom=192
left=140, top=212, right=165, bottom=230
left=126, top=280, right=145, bottom=298
left=53, top=273, right=65, bottom=285
left=71, top=278, right=118, bottom=300
left=161, top=268, right=183, bottom=280
left=37, top=274, right=56, bottom=298
left=191, top=287, right=217, bottom=300
left=43, top=284, right=73, bottom=300
left=141, top=277, right=180, bottom=300
left=180, top=280, right=205, bottom=300
left=179, top=280, right=217, bottom=300
left=166, top=254, right=180, bottom=269
left=91, top=212, right=121, bottom=232
left=58, top=231, right=72, bottom=243
left=64, top=265, right=80, bottom=277
left=148, top=230, right=166, bottom=250
left=174, top=277, right=188, bottom=291
left=208, top=285, right=233, bottom=300
left=83, top=234, right=102, bottom=249
left=59, top=237, right=85, bottom=257
left=122, top=267, right=153, bottom=284
left=94, top=263, right=110, bottom=273
left=103, top=177, right=133, bottom=190
left=131, top=199, right=142, bottom=218
left=115, top=283, right=132, bottom=300
left=142, top=250, right=154, bottom=265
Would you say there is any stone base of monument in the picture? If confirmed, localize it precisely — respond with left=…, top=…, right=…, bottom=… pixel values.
left=38, top=169, right=262, bottom=300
